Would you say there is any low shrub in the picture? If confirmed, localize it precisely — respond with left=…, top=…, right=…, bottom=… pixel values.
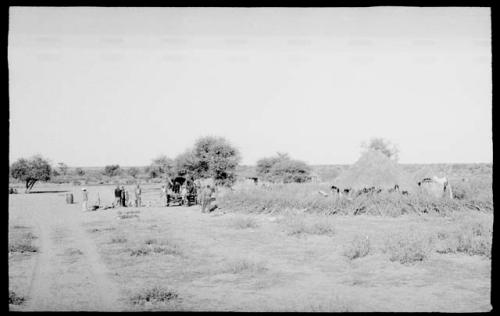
left=130, top=242, right=182, bottom=256
left=130, top=286, right=179, bottom=305
left=9, top=242, right=38, bottom=254
left=130, top=247, right=151, bottom=256
left=9, top=290, right=25, bottom=305
left=384, top=229, right=434, bottom=264
left=343, top=235, right=371, bottom=260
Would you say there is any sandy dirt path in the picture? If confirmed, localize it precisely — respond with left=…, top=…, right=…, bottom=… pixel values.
left=11, top=193, right=122, bottom=311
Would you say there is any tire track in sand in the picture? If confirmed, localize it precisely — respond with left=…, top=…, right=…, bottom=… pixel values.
left=18, top=193, right=121, bottom=311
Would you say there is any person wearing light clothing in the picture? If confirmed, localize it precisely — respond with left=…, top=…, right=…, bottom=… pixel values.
left=81, top=188, right=89, bottom=211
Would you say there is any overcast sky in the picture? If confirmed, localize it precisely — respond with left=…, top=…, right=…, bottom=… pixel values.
left=9, top=7, right=491, bottom=167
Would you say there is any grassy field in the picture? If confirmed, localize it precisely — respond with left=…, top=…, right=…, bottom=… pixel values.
left=8, top=175, right=492, bottom=311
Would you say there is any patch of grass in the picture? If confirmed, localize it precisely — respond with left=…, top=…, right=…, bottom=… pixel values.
left=126, top=210, right=140, bottom=215
left=65, top=248, right=84, bottom=256
left=222, top=258, right=268, bottom=274
left=130, top=242, right=182, bottom=257
left=384, top=229, right=434, bottom=264
left=110, top=237, right=127, bottom=244
left=130, top=286, right=179, bottom=305
left=9, top=290, right=25, bottom=305
left=307, top=297, right=353, bottom=312
left=12, top=225, right=29, bottom=229
left=343, top=235, right=371, bottom=260
left=282, top=215, right=336, bottom=236
left=229, top=216, right=259, bottom=229
left=118, top=214, right=139, bottom=220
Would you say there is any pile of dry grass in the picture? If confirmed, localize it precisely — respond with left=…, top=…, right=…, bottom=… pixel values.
left=334, top=150, right=416, bottom=191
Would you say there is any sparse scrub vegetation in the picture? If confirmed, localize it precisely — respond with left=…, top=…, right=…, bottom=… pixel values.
left=222, top=258, right=268, bottom=274
left=130, top=286, right=179, bottom=305
left=384, top=229, right=434, bottom=264
left=9, top=231, right=38, bottom=254
left=118, top=213, right=139, bottom=220
left=343, top=235, right=371, bottom=260
left=9, top=290, right=25, bottom=305
left=130, top=241, right=182, bottom=256
left=229, top=216, right=259, bottom=229
left=435, top=219, right=492, bottom=258
left=281, top=214, right=336, bottom=236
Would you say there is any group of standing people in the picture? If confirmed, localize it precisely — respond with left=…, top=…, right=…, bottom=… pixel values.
left=114, top=184, right=142, bottom=207
left=80, top=181, right=217, bottom=212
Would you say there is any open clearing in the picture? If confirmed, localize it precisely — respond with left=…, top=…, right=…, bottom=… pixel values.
left=9, top=184, right=492, bottom=312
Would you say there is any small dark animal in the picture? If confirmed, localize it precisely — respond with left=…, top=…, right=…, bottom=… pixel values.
left=343, top=188, right=351, bottom=194
left=330, top=185, right=340, bottom=194
left=402, top=191, right=409, bottom=195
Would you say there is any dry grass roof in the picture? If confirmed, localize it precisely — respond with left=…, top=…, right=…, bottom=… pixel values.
left=334, top=150, right=416, bottom=190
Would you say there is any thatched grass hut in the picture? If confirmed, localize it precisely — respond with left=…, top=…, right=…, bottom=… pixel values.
left=334, top=150, right=417, bottom=191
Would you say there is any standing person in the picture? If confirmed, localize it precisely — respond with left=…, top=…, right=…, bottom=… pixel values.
left=201, top=185, right=212, bottom=213
left=82, top=188, right=89, bottom=211
left=134, top=184, right=142, bottom=207
left=121, top=186, right=127, bottom=207
left=180, top=184, right=188, bottom=206
left=124, top=188, right=130, bottom=206
left=114, top=185, right=121, bottom=207
left=113, top=184, right=122, bottom=207
left=160, top=185, right=167, bottom=206
left=207, top=185, right=218, bottom=213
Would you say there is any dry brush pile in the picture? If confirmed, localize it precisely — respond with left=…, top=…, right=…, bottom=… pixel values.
left=218, top=183, right=492, bottom=217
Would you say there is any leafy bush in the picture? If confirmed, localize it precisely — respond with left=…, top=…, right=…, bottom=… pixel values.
left=103, top=164, right=121, bottom=177
left=384, top=229, right=434, bottom=264
left=256, top=153, right=311, bottom=183
left=174, top=136, right=241, bottom=186
left=343, top=235, right=371, bottom=260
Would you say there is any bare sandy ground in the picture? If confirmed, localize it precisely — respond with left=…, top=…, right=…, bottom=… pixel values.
left=9, top=190, right=121, bottom=311
left=9, top=184, right=492, bottom=312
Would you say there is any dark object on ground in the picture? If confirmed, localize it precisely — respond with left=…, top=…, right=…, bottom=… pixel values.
left=9, top=188, right=18, bottom=194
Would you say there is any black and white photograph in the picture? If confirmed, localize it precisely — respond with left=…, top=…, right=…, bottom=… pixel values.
left=8, top=6, right=492, bottom=312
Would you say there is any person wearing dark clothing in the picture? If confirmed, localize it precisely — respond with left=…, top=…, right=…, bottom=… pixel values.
left=120, top=186, right=127, bottom=207
left=114, top=185, right=122, bottom=207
